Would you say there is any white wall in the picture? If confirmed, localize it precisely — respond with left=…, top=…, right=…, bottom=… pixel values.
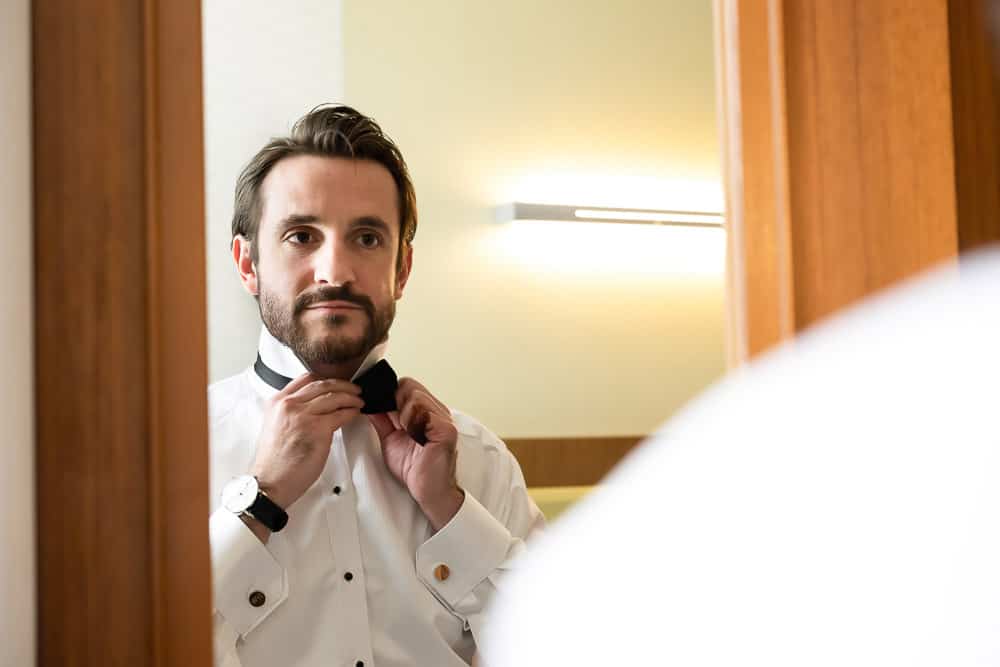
left=0, top=0, right=35, bottom=665
left=343, top=0, right=726, bottom=437
left=203, top=1, right=346, bottom=383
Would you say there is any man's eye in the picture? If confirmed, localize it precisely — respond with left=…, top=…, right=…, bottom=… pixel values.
left=357, top=232, right=381, bottom=249
left=288, top=231, right=312, bottom=244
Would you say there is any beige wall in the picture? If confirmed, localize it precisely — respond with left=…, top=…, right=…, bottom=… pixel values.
left=0, top=0, right=35, bottom=663
left=343, top=0, right=725, bottom=437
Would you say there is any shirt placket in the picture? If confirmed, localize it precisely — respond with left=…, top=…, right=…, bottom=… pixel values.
left=324, top=427, right=375, bottom=667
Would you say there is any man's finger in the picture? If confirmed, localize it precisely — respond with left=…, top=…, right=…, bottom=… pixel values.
left=304, top=392, right=365, bottom=415
left=396, top=378, right=448, bottom=414
left=421, top=411, right=458, bottom=449
left=398, top=394, right=433, bottom=435
left=277, top=371, right=318, bottom=397
left=368, top=412, right=397, bottom=441
left=292, top=378, right=362, bottom=403
left=322, top=406, right=362, bottom=428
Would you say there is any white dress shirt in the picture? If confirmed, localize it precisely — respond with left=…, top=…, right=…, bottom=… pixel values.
left=486, top=250, right=1000, bottom=666
left=209, top=327, right=544, bottom=667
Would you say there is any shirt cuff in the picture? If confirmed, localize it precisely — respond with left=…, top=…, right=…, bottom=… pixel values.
left=209, top=509, right=288, bottom=637
left=415, top=491, right=512, bottom=608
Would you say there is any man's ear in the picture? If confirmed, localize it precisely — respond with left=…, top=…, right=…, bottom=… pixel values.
left=394, top=243, right=413, bottom=299
left=232, top=235, right=259, bottom=296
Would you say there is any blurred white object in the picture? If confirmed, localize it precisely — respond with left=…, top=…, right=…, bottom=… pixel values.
left=485, top=249, right=1000, bottom=666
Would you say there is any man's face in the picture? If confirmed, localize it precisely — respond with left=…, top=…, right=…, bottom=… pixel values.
left=238, top=155, right=411, bottom=370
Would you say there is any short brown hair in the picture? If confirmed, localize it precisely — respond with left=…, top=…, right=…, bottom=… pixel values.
left=232, top=104, right=417, bottom=267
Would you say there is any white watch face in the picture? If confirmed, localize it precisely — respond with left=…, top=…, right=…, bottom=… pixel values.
left=222, top=475, right=259, bottom=514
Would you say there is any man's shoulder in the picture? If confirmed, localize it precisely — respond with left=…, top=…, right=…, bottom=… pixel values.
left=451, top=409, right=499, bottom=443
left=207, top=369, right=255, bottom=424
left=451, top=410, right=532, bottom=499
left=450, top=409, right=515, bottom=460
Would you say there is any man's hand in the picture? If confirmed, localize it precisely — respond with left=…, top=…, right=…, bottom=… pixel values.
left=250, top=372, right=364, bottom=519
left=368, top=378, right=464, bottom=532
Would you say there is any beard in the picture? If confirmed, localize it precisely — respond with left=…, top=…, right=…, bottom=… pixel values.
left=258, top=281, right=395, bottom=369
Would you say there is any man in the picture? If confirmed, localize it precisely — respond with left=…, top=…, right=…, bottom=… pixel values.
left=208, top=105, right=544, bottom=667
left=485, top=249, right=1000, bottom=665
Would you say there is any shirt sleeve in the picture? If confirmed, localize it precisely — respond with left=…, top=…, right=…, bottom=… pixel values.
left=414, top=441, right=545, bottom=650
left=209, top=508, right=289, bottom=660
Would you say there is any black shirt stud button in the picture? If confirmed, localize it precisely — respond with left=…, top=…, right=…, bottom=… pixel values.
left=333, top=485, right=342, bottom=495
left=344, top=571, right=354, bottom=582
left=248, top=590, right=266, bottom=607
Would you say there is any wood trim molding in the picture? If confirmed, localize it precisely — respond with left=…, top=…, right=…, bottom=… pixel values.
left=715, top=0, right=796, bottom=364
left=33, top=1, right=211, bottom=664
left=505, top=436, right=645, bottom=487
left=146, top=2, right=212, bottom=664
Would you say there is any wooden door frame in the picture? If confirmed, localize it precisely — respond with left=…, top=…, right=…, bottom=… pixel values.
left=33, top=1, right=211, bottom=664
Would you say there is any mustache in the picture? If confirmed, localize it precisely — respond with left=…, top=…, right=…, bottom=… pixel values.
left=294, top=285, right=375, bottom=317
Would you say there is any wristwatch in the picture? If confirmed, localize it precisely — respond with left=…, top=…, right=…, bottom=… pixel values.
left=221, top=475, right=288, bottom=533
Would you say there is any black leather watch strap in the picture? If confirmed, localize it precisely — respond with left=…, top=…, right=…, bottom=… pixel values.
left=248, top=490, right=288, bottom=532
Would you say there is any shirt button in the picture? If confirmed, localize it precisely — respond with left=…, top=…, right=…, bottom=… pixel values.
left=333, top=485, right=342, bottom=495
left=434, top=564, right=451, bottom=582
left=248, top=591, right=266, bottom=607
left=344, top=571, right=354, bottom=582
left=356, top=662, right=364, bottom=667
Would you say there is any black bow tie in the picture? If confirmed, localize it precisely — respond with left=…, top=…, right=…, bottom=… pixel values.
left=254, top=355, right=426, bottom=444
left=254, top=354, right=399, bottom=414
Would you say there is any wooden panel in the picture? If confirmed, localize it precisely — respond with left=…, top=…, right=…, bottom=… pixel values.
left=948, top=0, right=1000, bottom=252
left=782, top=1, right=959, bottom=328
left=505, top=436, right=644, bottom=487
left=718, top=0, right=961, bottom=364
left=33, top=0, right=210, bottom=665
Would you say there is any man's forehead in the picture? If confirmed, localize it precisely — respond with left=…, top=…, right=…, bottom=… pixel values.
left=259, top=154, right=400, bottom=228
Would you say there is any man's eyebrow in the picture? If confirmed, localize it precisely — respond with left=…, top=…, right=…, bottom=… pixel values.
left=275, top=213, right=393, bottom=236
left=277, top=213, right=319, bottom=230
left=349, top=216, right=392, bottom=234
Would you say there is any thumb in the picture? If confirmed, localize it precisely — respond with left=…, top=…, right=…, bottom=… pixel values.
left=367, top=413, right=397, bottom=442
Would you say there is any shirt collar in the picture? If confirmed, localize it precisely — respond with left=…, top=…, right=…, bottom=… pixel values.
left=255, top=326, right=389, bottom=387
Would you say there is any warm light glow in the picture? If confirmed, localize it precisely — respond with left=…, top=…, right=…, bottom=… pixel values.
left=486, top=219, right=725, bottom=278
left=484, top=173, right=727, bottom=277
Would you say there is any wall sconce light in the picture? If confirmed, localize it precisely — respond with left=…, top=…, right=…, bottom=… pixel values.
left=494, top=202, right=725, bottom=228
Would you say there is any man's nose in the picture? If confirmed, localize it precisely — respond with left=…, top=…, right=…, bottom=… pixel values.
left=312, top=239, right=357, bottom=286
